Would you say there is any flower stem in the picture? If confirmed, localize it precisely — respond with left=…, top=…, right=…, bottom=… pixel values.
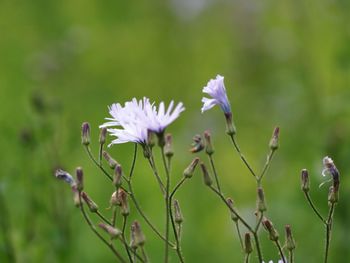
left=78, top=192, right=127, bottom=263
left=324, top=203, right=335, bottom=263
left=208, top=155, right=222, bottom=193
left=289, top=250, right=294, bottom=263
left=84, top=145, right=113, bottom=181
left=303, top=191, right=326, bottom=224
left=96, top=210, right=112, bottom=226
left=244, top=253, right=250, bottom=263
left=146, top=147, right=165, bottom=195
left=121, top=215, right=133, bottom=263
left=229, top=135, right=257, bottom=180
left=161, top=147, right=171, bottom=263
left=258, top=150, right=275, bottom=184
left=274, top=240, right=286, bottom=263
left=234, top=221, right=244, bottom=250
left=169, top=177, right=187, bottom=263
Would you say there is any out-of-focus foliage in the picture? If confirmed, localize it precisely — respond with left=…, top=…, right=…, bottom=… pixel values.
left=1, top=0, right=350, bottom=262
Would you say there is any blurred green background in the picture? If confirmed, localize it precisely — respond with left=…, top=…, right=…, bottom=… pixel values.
left=1, top=0, right=350, bottom=262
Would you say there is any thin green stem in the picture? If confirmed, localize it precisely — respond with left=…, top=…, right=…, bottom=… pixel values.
left=208, top=186, right=263, bottom=263
left=111, top=206, right=117, bottom=227
left=169, top=177, right=187, bottom=263
left=254, top=212, right=264, bottom=233
left=122, top=216, right=133, bottom=263
left=126, top=145, right=175, bottom=248
left=258, top=150, right=275, bottom=184
left=78, top=192, right=127, bottom=263
left=289, top=250, right=294, bottom=263
left=98, top=144, right=103, bottom=166
left=96, top=210, right=112, bottom=226
left=208, top=154, right=222, bottom=193
left=147, top=148, right=165, bottom=195
left=161, top=148, right=171, bottom=263
left=244, top=253, right=251, bottom=263
left=274, top=240, right=286, bottom=263
left=303, top=191, right=326, bottom=224
left=234, top=221, right=244, bottom=250
left=229, top=135, right=257, bottom=180
left=84, top=146, right=113, bottom=181
left=324, top=203, right=335, bottom=263
left=141, top=246, right=149, bottom=262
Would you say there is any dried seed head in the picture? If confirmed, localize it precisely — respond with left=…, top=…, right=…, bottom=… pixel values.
left=118, top=189, right=129, bottom=216
left=55, top=169, right=76, bottom=187
left=269, top=127, right=280, bottom=150
left=110, top=191, right=120, bottom=206
left=130, top=221, right=145, bottom=248
left=190, top=134, right=204, bottom=153
left=102, top=151, right=118, bottom=169
left=76, top=167, right=84, bottom=191
left=183, top=157, right=200, bottom=178
left=81, top=122, right=90, bottom=146
left=98, top=223, right=121, bottom=239
left=81, top=192, right=98, bottom=213
left=301, top=169, right=309, bottom=192
left=200, top=162, right=212, bottom=186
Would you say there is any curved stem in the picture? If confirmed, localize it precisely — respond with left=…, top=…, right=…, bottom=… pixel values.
left=324, top=203, right=335, bottom=263
left=274, top=240, right=286, bottom=263
left=258, top=150, right=275, bottom=184
left=96, top=211, right=112, bottom=226
left=145, top=146, right=165, bottom=194
left=98, top=144, right=103, bottom=166
left=244, top=253, right=250, bottom=263
left=126, top=145, right=174, bottom=248
left=289, top=250, right=294, bottom=263
left=208, top=186, right=263, bottom=262
left=78, top=192, right=127, bottom=263
left=234, top=221, right=244, bottom=250
left=208, top=155, right=222, bottom=193
left=229, top=135, right=257, bottom=180
left=169, top=177, right=187, bottom=263
left=303, top=191, right=326, bottom=224
left=161, top=148, right=171, bottom=263
left=84, top=146, right=113, bottom=181
left=121, top=216, right=133, bottom=263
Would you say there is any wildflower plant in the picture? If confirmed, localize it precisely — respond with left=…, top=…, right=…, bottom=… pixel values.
left=55, top=75, right=341, bottom=263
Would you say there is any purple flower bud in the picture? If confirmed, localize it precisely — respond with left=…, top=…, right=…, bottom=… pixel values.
left=81, top=192, right=98, bottom=213
left=99, top=127, right=107, bottom=145
left=262, top=218, right=279, bottom=241
left=244, top=233, right=253, bottom=254
left=130, top=221, right=145, bottom=248
left=164, top=133, right=174, bottom=157
left=113, top=165, right=123, bottom=188
left=76, top=167, right=84, bottom=191
left=81, top=122, right=90, bottom=146
left=55, top=169, right=76, bottom=186
left=98, top=223, right=121, bottom=239
left=301, top=169, right=309, bottom=192
left=285, top=225, right=295, bottom=251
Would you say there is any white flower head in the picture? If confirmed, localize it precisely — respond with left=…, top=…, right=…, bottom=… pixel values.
left=201, top=75, right=231, bottom=114
left=100, top=97, right=185, bottom=146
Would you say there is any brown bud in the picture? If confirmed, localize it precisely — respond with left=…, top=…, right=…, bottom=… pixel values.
left=204, top=130, right=214, bottom=155
left=113, top=165, right=123, bottom=187
left=164, top=133, right=174, bottom=157
left=244, top=233, right=253, bottom=254
left=102, top=151, right=118, bottom=169
left=226, top=198, right=238, bottom=221
left=99, top=127, right=107, bottom=145
left=183, top=157, right=200, bottom=178
left=98, top=223, right=121, bottom=239
left=200, top=162, right=212, bottom=186
left=81, top=122, right=90, bottom=146
left=130, top=221, right=145, bottom=248
left=76, top=167, right=84, bottom=191
left=174, top=199, right=183, bottom=224
left=301, top=169, right=309, bottom=192
left=269, top=127, right=280, bottom=150
left=118, top=189, right=129, bottom=216
left=225, top=112, right=236, bottom=135
left=285, top=225, right=295, bottom=251
left=256, top=187, right=267, bottom=212
left=81, top=192, right=98, bottom=213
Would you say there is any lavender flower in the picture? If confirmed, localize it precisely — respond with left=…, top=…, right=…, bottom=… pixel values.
left=55, top=169, right=76, bottom=186
left=201, top=75, right=231, bottom=114
left=100, top=97, right=184, bottom=146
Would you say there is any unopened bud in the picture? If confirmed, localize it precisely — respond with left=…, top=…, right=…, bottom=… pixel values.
left=262, top=218, right=279, bottom=241
left=244, top=233, right=253, bottom=254
left=183, top=157, right=200, bottom=178
left=110, top=191, right=120, bottom=206
left=98, top=223, right=121, bottom=239
left=285, top=225, right=295, bottom=251
left=113, top=165, right=123, bottom=187
left=55, top=169, right=76, bottom=186
left=76, top=167, right=84, bottom=191
left=225, top=112, right=236, bottom=135
left=226, top=198, right=238, bottom=221
left=200, top=162, right=212, bottom=186
left=301, top=169, right=310, bottom=192
left=328, top=186, right=338, bottom=204
left=157, top=131, right=165, bottom=147
left=81, top=122, right=90, bottom=146
left=164, top=133, right=174, bottom=158
left=99, top=127, right=107, bottom=145
left=269, top=127, right=280, bottom=150
left=174, top=199, right=183, bottom=224
left=102, top=151, right=118, bottom=169
left=204, top=130, right=214, bottom=155
left=130, top=221, right=145, bottom=248
left=190, top=134, right=204, bottom=153
left=118, top=189, right=129, bottom=216
left=81, top=192, right=98, bottom=213
left=72, top=186, right=81, bottom=207
left=256, top=187, right=267, bottom=212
